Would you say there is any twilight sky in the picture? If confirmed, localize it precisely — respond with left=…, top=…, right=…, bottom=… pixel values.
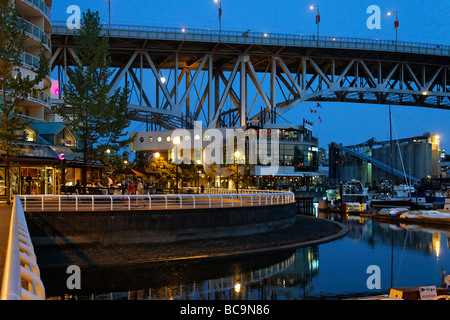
left=50, top=0, right=450, bottom=152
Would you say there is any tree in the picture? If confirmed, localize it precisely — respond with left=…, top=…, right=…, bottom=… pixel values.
left=149, top=156, right=175, bottom=190
left=205, top=162, right=219, bottom=187
left=242, top=164, right=255, bottom=189
left=227, top=163, right=242, bottom=192
left=0, top=0, right=49, bottom=204
left=56, top=10, right=132, bottom=191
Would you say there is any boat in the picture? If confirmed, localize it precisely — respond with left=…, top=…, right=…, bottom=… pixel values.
left=417, top=210, right=450, bottom=224
left=437, top=186, right=450, bottom=214
left=371, top=184, right=413, bottom=209
left=341, top=180, right=371, bottom=212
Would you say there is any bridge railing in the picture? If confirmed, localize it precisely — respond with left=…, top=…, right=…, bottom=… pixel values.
left=17, top=192, right=295, bottom=212
left=51, top=20, right=450, bottom=55
left=1, top=197, right=45, bottom=300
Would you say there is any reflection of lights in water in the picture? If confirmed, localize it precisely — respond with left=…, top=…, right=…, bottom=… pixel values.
left=313, top=202, right=319, bottom=217
left=432, top=233, right=441, bottom=258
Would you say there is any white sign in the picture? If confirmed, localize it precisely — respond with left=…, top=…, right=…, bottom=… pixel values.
left=419, top=286, right=437, bottom=300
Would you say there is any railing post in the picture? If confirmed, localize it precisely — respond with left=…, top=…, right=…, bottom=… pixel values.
left=110, top=196, right=113, bottom=211
left=239, top=195, right=242, bottom=206
left=179, top=196, right=182, bottom=209
left=127, top=196, right=131, bottom=210
left=92, top=196, right=94, bottom=211
left=148, top=196, right=151, bottom=210
left=75, top=196, right=78, bottom=211
left=41, top=195, right=44, bottom=211
left=58, top=196, right=61, bottom=211
left=192, top=195, right=195, bottom=208
left=164, top=196, right=167, bottom=209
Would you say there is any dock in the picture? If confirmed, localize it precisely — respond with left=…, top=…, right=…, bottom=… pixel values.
left=0, top=205, right=12, bottom=294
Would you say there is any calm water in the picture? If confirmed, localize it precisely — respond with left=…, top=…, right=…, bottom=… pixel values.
left=42, top=213, right=450, bottom=300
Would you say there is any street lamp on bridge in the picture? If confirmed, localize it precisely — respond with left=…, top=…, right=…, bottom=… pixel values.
left=310, top=4, right=320, bottom=44
left=173, top=136, right=181, bottom=194
left=387, top=11, right=399, bottom=49
left=214, top=0, right=222, bottom=41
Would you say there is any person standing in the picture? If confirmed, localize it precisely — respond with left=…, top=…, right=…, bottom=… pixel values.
left=127, top=181, right=135, bottom=195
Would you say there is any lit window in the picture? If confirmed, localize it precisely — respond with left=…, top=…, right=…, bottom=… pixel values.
left=157, top=136, right=162, bottom=142
left=194, top=134, right=200, bottom=140
left=148, top=137, right=153, bottom=142
left=166, top=136, right=171, bottom=142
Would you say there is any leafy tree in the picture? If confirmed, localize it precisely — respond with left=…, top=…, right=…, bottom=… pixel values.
left=0, top=0, right=49, bottom=204
left=242, top=164, right=255, bottom=189
left=179, top=162, right=204, bottom=188
left=56, top=10, right=132, bottom=191
left=227, top=163, right=242, bottom=192
left=205, top=162, right=219, bottom=187
left=149, top=156, right=175, bottom=190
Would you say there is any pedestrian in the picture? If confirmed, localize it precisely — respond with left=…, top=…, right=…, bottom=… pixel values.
left=200, top=184, right=205, bottom=193
left=127, top=181, right=135, bottom=195
left=136, top=179, right=144, bottom=195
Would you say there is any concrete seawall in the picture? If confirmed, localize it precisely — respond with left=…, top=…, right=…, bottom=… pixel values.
left=26, top=203, right=297, bottom=247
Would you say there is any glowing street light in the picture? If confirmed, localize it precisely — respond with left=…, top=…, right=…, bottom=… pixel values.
left=214, top=0, right=222, bottom=41
left=234, top=150, right=240, bottom=193
left=387, top=11, right=399, bottom=49
left=310, top=4, right=320, bottom=43
left=173, top=136, right=181, bottom=194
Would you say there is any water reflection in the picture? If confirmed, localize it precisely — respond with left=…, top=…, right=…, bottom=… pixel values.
left=43, top=215, right=450, bottom=300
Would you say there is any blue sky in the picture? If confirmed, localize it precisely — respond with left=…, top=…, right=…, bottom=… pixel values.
left=51, top=1, right=450, bottom=152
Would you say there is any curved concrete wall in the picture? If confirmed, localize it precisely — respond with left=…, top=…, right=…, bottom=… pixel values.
left=26, top=203, right=297, bottom=246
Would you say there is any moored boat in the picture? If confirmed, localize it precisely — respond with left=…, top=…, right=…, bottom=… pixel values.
left=371, top=184, right=414, bottom=209
left=341, top=180, right=371, bottom=212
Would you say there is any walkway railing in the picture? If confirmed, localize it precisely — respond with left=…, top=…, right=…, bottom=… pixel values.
left=51, top=20, right=450, bottom=56
left=1, top=197, right=45, bottom=300
left=18, top=191, right=295, bottom=212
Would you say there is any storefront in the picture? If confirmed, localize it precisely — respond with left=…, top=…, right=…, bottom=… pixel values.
left=0, top=143, right=104, bottom=202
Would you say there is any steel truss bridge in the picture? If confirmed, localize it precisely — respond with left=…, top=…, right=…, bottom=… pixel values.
left=50, top=21, right=450, bottom=130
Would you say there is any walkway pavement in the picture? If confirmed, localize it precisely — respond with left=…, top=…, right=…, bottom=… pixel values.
left=0, top=205, right=12, bottom=295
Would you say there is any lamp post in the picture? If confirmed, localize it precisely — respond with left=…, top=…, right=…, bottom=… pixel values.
left=173, top=136, right=180, bottom=194
left=387, top=11, right=399, bottom=49
left=234, top=150, right=240, bottom=193
left=108, top=0, right=111, bottom=35
left=310, top=5, right=320, bottom=44
left=214, top=0, right=222, bottom=41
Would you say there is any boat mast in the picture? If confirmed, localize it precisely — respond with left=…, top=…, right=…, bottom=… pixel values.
left=389, top=105, right=394, bottom=196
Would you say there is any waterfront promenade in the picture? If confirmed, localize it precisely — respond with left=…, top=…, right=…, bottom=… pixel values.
left=0, top=205, right=12, bottom=294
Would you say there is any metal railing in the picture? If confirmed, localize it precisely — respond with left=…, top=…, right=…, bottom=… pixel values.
left=1, top=197, right=45, bottom=300
left=20, top=0, right=51, bottom=20
left=51, top=20, right=450, bottom=56
left=18, top=191, right=295, bottom=212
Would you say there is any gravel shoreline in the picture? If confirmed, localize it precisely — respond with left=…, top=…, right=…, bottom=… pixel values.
left=35, top=215, right=346, bottom=268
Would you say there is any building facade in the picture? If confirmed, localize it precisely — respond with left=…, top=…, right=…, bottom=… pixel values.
left=329, top=133, right=442, bottom=187
left=130, top=121, right=320, bottom=190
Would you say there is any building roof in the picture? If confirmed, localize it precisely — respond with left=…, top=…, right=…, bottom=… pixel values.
left=29, top=122, right=66, bottom=135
